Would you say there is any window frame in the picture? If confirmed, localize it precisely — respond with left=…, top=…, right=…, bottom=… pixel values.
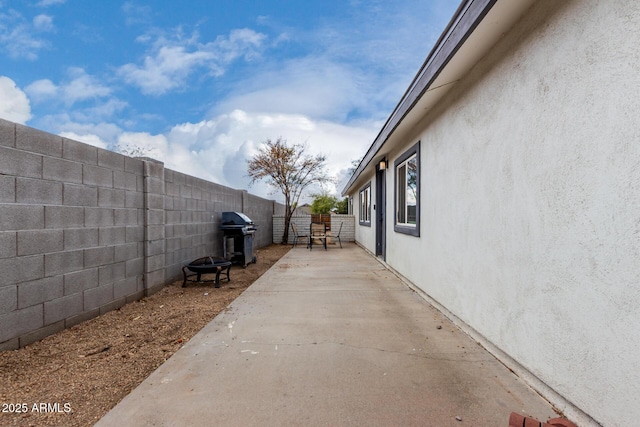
left=394, top=141, right=420, bottom=236
left=358, top=182, right=372, bottom=226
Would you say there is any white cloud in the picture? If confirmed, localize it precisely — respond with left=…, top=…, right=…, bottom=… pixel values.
left=58, top=131, right=108, bottom=149
left=33, top=14, right=54, bottom=31
left=121, top=2, right=153, bottom=26
left=63, top=67, right=112, bottom=102
left=241, top=0, right=456, bottom=125
left=214, top=28, right=266, bottom=63
left=118, top=28, right=267, bottom=95
left=0, top=10, right=49, bottom=60
left=49, top=109, right=375, bottom=202
left=214, top=56, right=364, bottom=121
left=24, top=78, right=57, bottom=102
left=25, top=70, right=124, bottom=139
left=5, top=0, right=457, bottom=204
left=118, top=44, right=212, bottom=95
left=25, top=67, right=112, bottom=106
left=116, top=131, right=168, bottom=160
left=162, top=109, right=376, bottom=199
left=0, top=76, right=32, bottom=124
left=80, top=98, right=128, bottom=120
left=48, top=119, right=122, bottom=147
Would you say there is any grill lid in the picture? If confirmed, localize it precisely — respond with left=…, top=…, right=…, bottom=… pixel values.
left=221, top=211, right=254, bottom=226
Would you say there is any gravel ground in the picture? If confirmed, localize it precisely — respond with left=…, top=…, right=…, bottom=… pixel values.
left=0, top=244, right=291, bottom=427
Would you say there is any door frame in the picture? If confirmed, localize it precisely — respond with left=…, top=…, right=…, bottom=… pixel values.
left=375, top=160, right=386, bottom=260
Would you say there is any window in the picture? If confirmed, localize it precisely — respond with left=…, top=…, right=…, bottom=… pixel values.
left=359, top=183, right=371, bottom=226
left=394, top=142, right=420, bottom=236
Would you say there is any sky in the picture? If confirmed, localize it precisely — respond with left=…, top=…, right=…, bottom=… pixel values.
left=0, top=0, right=459, bottom=202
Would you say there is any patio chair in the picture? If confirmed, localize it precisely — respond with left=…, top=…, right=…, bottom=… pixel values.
left=309, top=222, right=327, bottom=250
left=291, top=223, right=309, bottom=248
left=332, top=222, right=344, bottom=248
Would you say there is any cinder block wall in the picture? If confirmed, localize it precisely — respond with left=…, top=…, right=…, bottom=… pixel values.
left=0, top=120, right=147, bottom=350
left=163, top=173, right=283, bottom=282
left=0, top=119, right=282, bottom=350
left=244, top=192, right=284, bottom=248
left=164, top=171, right=239, bottom=281
left=273, top=214, right=355, bottom=245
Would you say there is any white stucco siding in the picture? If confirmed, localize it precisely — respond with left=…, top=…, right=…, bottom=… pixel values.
left=384, top=1, right=640, bottom=426
left=353, top=176, right=376, bottom=253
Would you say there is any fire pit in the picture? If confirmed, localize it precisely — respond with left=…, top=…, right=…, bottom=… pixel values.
left=182, top=256, right=232, bottom=288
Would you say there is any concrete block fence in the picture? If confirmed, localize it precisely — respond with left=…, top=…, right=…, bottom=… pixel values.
left=0, top=119, right=283, bottom=350
left=273, top=214, right=355, bottom=245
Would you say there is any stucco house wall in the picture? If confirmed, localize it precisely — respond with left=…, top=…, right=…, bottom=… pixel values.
left=347, top=1, right=640, bottom=426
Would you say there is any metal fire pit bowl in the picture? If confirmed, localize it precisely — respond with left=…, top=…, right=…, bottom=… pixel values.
left=182, top=256, right=232, bottom=288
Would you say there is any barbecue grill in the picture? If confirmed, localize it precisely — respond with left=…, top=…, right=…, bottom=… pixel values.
left=220, top=211, right=257, bottom=267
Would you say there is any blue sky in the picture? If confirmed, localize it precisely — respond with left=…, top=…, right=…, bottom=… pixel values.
left=0, top=0, right=458, bottom=201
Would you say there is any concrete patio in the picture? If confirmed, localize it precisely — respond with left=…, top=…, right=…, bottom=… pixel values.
left=96, top=243, right=557, bottom=426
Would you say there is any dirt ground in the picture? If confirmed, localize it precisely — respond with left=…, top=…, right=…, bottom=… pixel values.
left=0, top=244, right=291, bottom=427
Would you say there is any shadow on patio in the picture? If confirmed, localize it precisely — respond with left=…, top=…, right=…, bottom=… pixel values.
left=96, top=243, right=557, bottom=426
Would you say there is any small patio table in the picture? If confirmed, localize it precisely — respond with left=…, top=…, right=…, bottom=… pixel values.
left=309, top=222, right=328, bottom=250
left=182, top=256, right=232, bottom=288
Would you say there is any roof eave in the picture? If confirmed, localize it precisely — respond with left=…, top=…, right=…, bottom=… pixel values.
left=341, top=0, right=534, bottom=196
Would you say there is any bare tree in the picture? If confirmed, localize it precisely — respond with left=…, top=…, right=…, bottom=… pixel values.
left=247, top=137, right=332, bottom=244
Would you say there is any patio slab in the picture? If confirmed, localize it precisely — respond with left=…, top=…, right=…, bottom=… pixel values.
left=96, top=243, right=557, bottom=427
